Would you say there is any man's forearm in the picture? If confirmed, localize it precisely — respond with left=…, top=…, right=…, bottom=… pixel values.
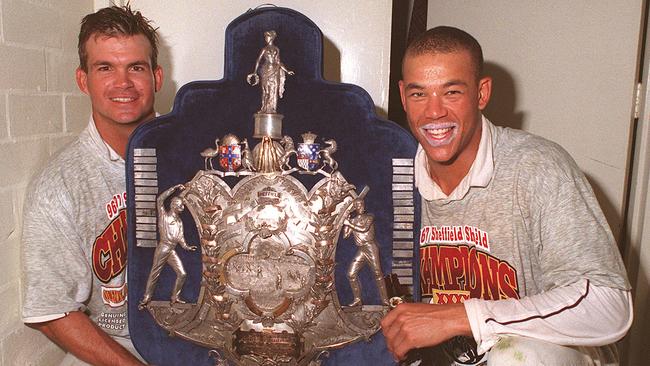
left=29, top=311, right=145, bottom=366
left=464, top=279, right=633, bottom=353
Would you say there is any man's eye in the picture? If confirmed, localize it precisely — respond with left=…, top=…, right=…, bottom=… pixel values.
left=97, top=66, right=110, bottom=71
left=132, top=66, right=145, bottom=71
left=446, top=90, right=462, bottom=95
left=410, top=92, right=425, bottom=98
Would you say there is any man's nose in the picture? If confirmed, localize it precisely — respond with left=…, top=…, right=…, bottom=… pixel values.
left=114, top=70, right=134, bottom=88
left=424, top=96, right=447, bottom=119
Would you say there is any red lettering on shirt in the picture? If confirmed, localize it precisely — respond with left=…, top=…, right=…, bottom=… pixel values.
left=420, top=244, right=520, bottom=302
left=92, top=209, right=127, bottom=283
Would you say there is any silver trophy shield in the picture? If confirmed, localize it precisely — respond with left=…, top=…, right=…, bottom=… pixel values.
left=139, top=31, right=391, bottom=366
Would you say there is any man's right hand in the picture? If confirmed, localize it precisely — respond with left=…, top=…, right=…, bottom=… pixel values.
left=380, top=302, right=472, bottom=361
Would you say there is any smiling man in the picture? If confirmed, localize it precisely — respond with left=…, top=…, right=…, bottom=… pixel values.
left=381, top=26, right=632, bottom=365
left=21, top=5, right=162, bottom=365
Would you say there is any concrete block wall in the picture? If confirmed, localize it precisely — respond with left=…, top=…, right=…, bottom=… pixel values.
left=0, top=0, right=92, bottom=364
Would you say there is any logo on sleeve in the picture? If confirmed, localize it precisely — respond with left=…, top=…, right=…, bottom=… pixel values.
left=92, top=209, right=127, bottom=283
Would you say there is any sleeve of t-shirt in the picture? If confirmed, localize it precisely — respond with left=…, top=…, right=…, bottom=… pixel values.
left=517, top=144, right=629, bottom=291
left=463, top=280, right=632, bottom=353
left=21, top=175, right=92, bottom=322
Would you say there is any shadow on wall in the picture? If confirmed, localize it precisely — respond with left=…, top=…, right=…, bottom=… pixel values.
left=585, top=173, right=623, bottom=245
left=323, top=35, right=341, bottom=85
left=483, top=61, right=524, bottom=131
left=155, top=36, right=177, bottom=115
left=322, top=35, right=388, bottom=119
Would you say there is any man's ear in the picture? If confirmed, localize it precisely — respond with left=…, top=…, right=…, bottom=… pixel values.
left=75, top=67, right=89, bottom=95
left=154, top=65, right=163, bottom=93
left=478, top=76, right=492, bottom=110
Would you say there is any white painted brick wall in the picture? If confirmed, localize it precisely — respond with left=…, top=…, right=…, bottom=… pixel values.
left=0, top=0, right=93, bottom=364
left=3, top=0, right=63, bottom=48
left=46, top=50, right=80, bottom=93
left=8, top=94, right=63, bottom=136
left=65, top=95, right=91, bottom=134
left=0, top=45, right=46, bottom=90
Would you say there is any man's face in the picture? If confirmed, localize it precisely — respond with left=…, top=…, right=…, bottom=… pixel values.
left=76, top=34, right=162, bottom=132
left=400, top=50, right=491, bottom=168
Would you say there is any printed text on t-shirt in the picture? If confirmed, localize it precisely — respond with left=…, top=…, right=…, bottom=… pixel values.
left=420, top=225, right=490, bottom=251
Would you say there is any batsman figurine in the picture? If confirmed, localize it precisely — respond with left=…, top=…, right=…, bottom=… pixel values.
left=343, top=199, right=390, bottom=307
left=140, top=184, right=197, bottom=308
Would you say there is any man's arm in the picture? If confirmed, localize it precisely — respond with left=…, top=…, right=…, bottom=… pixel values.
left=463, top=280, right=632, bottom=353
left=28, top=311, right=145, bottom=366
left=381, top=280, right=632, bottom=361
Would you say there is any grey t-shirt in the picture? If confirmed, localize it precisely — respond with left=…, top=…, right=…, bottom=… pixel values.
left=419, top=125, right=629, bottom=303
left=22, top=120, right=131, bottom=340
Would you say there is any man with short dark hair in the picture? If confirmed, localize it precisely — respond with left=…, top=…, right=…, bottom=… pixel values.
left=381, top=26, right=632, bottom=365
left=21, top=5, right=163, bottom=365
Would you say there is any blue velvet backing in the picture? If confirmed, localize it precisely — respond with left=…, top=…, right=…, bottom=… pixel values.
left=126, top=7, right=418, bottom=365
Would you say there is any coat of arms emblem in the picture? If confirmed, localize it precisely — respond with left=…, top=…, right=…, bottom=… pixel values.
left=296, top=132, right=321, bottom=171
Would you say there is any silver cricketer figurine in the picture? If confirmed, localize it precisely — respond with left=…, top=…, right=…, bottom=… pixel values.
left=139, top=184, right=197, bottom=309
left=343, top=198, right=390, bottom=307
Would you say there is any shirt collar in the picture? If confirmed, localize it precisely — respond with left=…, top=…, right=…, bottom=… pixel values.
left=87, top=116, right=122, bottom=162
left=415, top=115, right=495, bottom=202
left=86, top=113, right=160, bottom=163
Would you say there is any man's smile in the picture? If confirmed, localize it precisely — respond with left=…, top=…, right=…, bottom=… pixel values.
left=420, top=122, right=457, bottom=146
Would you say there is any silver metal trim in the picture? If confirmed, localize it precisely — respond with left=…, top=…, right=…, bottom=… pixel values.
left=393, top=241, right=414, bottom=249
left=136, top=186, right=159, bottom=194
left=134, top=172, right=158, bottom=179
left=134, top=148, right=157, bottom=156
left=393, top=231, right=414, bottom=239
left=134, top=156, right=157, bottom=164
left=136, top=231, right=157, bottom=240
left=134, top=194, right=157, bottom=202
left=134, top=164, right=157, bottom=172
left=392, top=174, right=414, bottom=183
left=394, top=214, right=415, bottom=222
left=394, top=206, right=414, bottom=215
left=134, top=179, right=158, bottom=187
left=393, top=249, right=414, bottom=258
left=393, top=222, right=413, bottom=230
left=391, top=158, right=414, bottom=166
left=393, top=199, right=414, bottom=206
left=392, top=191, right=413, bottom=199
left=392, top=166, right=414, bottom=175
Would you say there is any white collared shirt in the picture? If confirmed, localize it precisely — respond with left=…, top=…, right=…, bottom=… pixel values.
left=414, top=115, right=495, bottom=202
left=87, top=116, right=124, bottom=163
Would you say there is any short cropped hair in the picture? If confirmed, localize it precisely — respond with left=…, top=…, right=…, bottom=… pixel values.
left=404, top=26, right=484, bottom=81
left=78, top=4, right=159, bottom=72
